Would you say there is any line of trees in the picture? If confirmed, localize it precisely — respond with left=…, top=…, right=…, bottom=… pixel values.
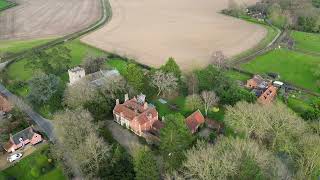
left=226, top=0, right=320, bottom=33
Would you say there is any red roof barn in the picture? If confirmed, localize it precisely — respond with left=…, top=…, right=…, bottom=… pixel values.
left=185, top=110, right=205, bottom=134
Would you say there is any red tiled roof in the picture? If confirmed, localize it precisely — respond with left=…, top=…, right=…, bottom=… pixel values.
left=114, top=98, right=158, bottom=125
left=185, top=110, right=205, bottom=133
left=258, top=85, right=278, bottom=105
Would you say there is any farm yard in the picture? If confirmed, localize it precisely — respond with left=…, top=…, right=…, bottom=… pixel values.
left=0, top=0, right=102, bottom=41
left=241, top=48, right=320, bottom=93
left=81, top=0, right=267, bottom=71
left=241, top=31, right=320, bottom=94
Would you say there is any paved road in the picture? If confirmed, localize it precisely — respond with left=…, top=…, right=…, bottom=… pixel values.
left=0, top=84, right=54, bottom=140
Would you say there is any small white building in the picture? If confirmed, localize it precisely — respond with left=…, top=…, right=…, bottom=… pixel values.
left=273, top=81, right=284, bottom=87
left=68, top=67, right=86, bottom=85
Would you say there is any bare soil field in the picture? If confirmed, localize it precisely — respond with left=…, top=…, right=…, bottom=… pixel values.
left=0, top=0, right=101, bottom=40
left=82, top=0, right=266, bottom=70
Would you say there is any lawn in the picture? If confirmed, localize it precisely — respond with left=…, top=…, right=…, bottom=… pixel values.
left=241, top=48, right=320, bottom=93
left=1, top=145, right=66, bottom=180
left=105, top=58, right=129, bottom=75
left=0, top=0, right=11, bottom=10
left=291, top=31, right=320, bottom=53
left=0, top=38, right=54, bottom=55
left=152, top=96, right=225, bottom=121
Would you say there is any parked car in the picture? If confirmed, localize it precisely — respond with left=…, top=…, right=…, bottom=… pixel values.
left=7, top=153, right=23, bottom=162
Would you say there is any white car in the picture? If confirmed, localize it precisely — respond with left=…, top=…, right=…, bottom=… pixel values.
left=7, top=153, right=23, bottom=162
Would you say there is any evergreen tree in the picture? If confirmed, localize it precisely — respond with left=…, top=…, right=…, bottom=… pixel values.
left=160, top=57, right=181, bottom=79
left=160, top=113, right=193, bottom=171
left=133, top=147, right=159, bottom=180
left=124, top=63, right=144, bottom=92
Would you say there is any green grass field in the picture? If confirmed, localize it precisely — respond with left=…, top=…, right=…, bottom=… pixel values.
left=0, top=39, right=54, bottom=55
left=291, top=31, right=320, bottom=53
left=226, top=70, right=251, bottom=82
left=0, top=0, right=10, bottom=10
left=1, top=145, right=66, bottom=180
left=241, top=48, right=320, bottom=93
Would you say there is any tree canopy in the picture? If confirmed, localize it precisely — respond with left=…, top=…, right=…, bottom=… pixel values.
left=225, top=101, right=320, bottom=178
left=28, top=73, right=60, bottom=105
left=182, top=138, right=284, bottom=180
left=133, top=147, right=159, bottom=180
left=124, top=63, right=145, bottom=92
left=160, top=57, right=181, bottom=79
left=160, top=113, right=193, bottom=171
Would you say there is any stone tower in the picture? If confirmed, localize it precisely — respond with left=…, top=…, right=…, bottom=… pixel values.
left=68, top=67, right=86, bottom=85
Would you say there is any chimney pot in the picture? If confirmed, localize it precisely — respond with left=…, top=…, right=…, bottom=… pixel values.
left=125, top=94, right=129, bottom=102
left=116, top=99, right=120, bottom=105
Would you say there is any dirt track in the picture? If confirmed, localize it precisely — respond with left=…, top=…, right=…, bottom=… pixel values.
left=0, top=0, right=101, bottom=40
left=82, top=0, right=267, bottom=70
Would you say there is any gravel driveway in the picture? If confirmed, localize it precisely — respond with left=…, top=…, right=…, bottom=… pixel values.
left=106, top=120, right=142, bottom=155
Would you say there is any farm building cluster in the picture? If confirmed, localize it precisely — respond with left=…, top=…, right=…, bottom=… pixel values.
left=246, top=75, right=284, bottom=104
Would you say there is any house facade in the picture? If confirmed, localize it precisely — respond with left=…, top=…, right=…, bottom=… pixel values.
left=113, top=94, right=159, bottom=136
left=0, top=93, right=12, bottom=113
left=3, top=127, right=42, bottom=153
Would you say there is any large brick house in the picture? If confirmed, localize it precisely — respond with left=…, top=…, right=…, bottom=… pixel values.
left=0, top=93, right=12, bottom=113
left=113, top=94, right=159, bottom=136
left=3, top=126, right=43, bottom=153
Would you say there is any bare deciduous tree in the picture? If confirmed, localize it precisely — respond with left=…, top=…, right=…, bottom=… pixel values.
left=63, top=79, right=98, bottom=108
left=53, top=109, right=111, bottom=178
left=201, top=91, right=219, bottom=116
left=181, top=138, right=285, bottom=180
left=211, top=51, right=229, bottom=69
left=100, top=75, right=134, bottom=99
left=151, top=70, right=178, bottom=96
left=185, top=94, right=203, bottom=111
left=186, top=72, right=198, bottom=95
left=82, top=55, right=106, bottom=74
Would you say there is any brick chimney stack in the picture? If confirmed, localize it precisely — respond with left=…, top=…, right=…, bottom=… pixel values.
left=143, top=102, right=148, bottom=110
